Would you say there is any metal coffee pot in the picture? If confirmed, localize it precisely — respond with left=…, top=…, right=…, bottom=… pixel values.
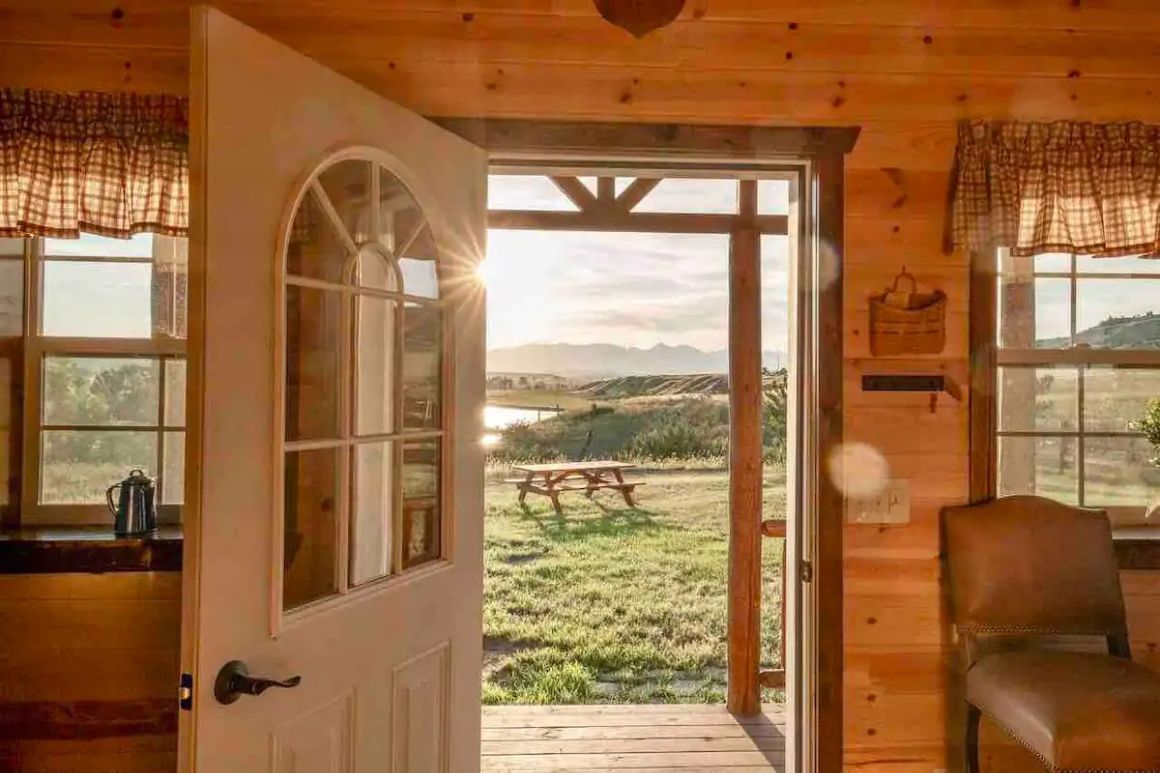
left=106, top=469, right=158, bottom=537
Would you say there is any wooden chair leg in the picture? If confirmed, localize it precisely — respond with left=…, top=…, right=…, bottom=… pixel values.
left=965, top=703, right=981, bottom=773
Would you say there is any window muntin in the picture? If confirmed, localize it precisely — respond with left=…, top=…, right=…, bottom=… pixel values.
left=282, top=156, right=444, bottom=612
left=995, top=251, right=1160, bottom=518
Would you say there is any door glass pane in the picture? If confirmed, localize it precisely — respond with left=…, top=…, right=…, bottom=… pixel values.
left=1076, top=278, right=1160, bottom=347
left=351, top=441, right=393, bottom=586
left=42, top=261, right=154, bottom=338
left=287, top=190, right=350, bottom=283
left=1084, top=368, right=1160, bottom=432
left=998, top=435, right=1078, bottom=505
left=402, top=439, right=440, bottom=569
left=997, top=367, right=1078, bottom=433
left=318, top=159, right=374, bottom=247
left=285, top=286, right=342, bottom=441
left=355, top=296, right=397, bottom=437
left=1084, top=437, right=1160, bottom=509
left=41, top=430, right=157, bottom=504
left=403, top=303, right=441, bottom=431
left=43, top=357, right=160, bottom=426
left=162, top=431, right=185, bottom=506
left=283, top=447, right=340, bottom=610
left=164, top=359, right=187, bottom=427
left=634, top=178, right=738, bottom=214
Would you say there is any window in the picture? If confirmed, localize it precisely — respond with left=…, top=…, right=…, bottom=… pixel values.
left=20, top=233, right=188, bottom=524
left=994, top=250, right=1160, bottom=521
left=281, top=156, right=445, bottom=612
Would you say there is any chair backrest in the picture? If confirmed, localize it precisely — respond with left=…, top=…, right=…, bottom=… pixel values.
left=943, top=496, right=1127, bottom=639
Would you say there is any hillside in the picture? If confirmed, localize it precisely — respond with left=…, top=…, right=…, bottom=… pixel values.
left=576, top=371, right=786, bottom=399
left=488, top=342, right=787, bottom=377
left=1039, top=312, right=1160, bottom=349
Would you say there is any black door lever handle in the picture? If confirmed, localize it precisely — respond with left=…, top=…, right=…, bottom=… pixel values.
left=214, top=660, right=302, bottom=705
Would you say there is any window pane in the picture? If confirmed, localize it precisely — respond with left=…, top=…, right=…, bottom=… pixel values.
left=355, top=296, right=397, bottom=437
left=162, top=431, right=185, bottom=505
left=41, top=430, right=157, bottom=504
left=283, top=447, right=340, bottom=610
left=399, top=257, right=439, bottom=299
left=997, top=367, right=1078, bottom=433
left=45, top=232, right=153, bottom=258
left=758, top=179, right=790, bottom=215
left=634, top=178, right=738, bottom=214
left=318, top=159, right=375, bottom=246
left=1077, top=255, right=1160, bottom=274
left=403, top=303, right=441, bottom=431
left=0, top=238, right=23, bottom=256
left=351, top=441, right=394, bottom=586
left=44, top=357, right=159, bottom=426
left=1084, top=437, right=1160, bottom=509
left=287, top=189, right=350, bottom=283
left=0, top=259, right=23, bottom=336
left=1084, top=368, right=1160, bottom=432
left=285, top=286, right=342, bottom=441
left=1076, top=279, right=1160, bottom=347
left=402, top=439, right=440, bottom=569
left=997, top=276, right=1071, bottom=348
left=42, top=261, right=154, bottom=338
left=164, top=359, right=186, bottom=427
left=488, top=175, right=580, bottom=212
left=998, top=435, right=1078, bottom=505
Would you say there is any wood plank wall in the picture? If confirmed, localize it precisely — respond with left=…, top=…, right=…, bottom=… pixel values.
left=0, top=573, right=180, bottom=772
left=3, top=2, right=1160, bottom=769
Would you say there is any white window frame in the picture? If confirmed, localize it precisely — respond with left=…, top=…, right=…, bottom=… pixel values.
left=994, top=249, right=1160, bottom=524
left=20, top=236, right=187, bottom=525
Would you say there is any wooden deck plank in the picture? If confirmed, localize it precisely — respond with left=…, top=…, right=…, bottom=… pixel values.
left=481, top=705, right=785, bottom=772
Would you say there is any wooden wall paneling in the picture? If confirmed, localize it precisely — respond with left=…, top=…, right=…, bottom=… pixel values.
left=0, top=573, right=181, bottom=771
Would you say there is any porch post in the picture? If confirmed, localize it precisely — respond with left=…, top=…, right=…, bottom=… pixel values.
left=727, top=179, right=763, bottom=715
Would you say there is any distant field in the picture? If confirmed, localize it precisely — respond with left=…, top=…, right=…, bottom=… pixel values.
left=487, top=389, right=598, bottom=412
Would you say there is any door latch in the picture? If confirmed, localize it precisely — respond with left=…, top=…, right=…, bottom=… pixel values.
left=179, top=672, right=194, bottom=711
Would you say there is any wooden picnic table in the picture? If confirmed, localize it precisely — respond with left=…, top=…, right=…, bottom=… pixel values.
left=507, top=460, right=645, bottom=514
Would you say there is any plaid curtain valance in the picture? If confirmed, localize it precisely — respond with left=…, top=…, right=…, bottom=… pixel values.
left=0, top=89, right=189, bottom=239
left=951, top=120, right=1160, bottom=258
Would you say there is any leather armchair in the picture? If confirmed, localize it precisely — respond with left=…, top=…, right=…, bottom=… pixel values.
left=943, top=495, right=1160, bottom=772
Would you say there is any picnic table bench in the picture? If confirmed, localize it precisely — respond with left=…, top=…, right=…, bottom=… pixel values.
left=506, top=461, right=645, bottom=514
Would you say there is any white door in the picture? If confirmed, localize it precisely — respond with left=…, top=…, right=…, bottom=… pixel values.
left=181, top=8, right=487, bottom=771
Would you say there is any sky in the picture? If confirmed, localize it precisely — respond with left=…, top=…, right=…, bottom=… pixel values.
left=482, top=175, right=792, bottom=354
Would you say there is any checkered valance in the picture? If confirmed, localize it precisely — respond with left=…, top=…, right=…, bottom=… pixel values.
left=0, top=89, right=188, bottom=239
left=951, top=120, right=1160, bottom=258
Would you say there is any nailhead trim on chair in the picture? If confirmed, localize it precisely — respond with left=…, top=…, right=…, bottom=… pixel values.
left=977, top=706, right=1159, bottom=773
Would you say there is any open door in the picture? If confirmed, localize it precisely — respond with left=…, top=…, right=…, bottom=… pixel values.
left=181, top=7, right=487, bottom=771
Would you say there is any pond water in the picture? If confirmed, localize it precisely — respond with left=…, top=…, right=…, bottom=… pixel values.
left=485, top=404, right=562, bottom=429
left=483, top=404, right=562, bottom=448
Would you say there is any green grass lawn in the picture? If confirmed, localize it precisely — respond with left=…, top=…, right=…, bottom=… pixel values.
left=482, top=466, right=787, bottom=705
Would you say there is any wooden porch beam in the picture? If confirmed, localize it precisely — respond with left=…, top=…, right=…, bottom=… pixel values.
left=727, top=179, right=763, bottom=717
left=488, top=210, right=788, bottom=235
left=549, top=176, right=598, bottom=211
left=616, top=177, right=661, bottom=212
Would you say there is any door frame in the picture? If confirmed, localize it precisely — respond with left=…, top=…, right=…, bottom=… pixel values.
left=439, top=117, right=854, bottom=773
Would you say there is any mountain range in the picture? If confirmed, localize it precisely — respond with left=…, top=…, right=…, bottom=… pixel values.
left=488, top=342, right=787, bottom=377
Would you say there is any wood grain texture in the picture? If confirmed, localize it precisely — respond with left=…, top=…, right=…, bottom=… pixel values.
left=0, top=573, right=180, bottom=770
left=5, top=2, right=1160, bottom=770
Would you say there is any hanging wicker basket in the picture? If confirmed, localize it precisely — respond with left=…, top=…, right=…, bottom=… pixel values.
left=868, top=271, right=947, bottom=356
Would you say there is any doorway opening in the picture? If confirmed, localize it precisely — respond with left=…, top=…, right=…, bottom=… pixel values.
left=478, top=164, right=806, bottom=768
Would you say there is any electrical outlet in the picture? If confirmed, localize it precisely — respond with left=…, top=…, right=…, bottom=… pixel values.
left=848, top=479, right=910, bottom=524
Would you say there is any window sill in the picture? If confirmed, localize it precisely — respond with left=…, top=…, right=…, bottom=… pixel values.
left=1115, top=526, right=1160, bottom=570
left=0, top=525, right=182, bottom=574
